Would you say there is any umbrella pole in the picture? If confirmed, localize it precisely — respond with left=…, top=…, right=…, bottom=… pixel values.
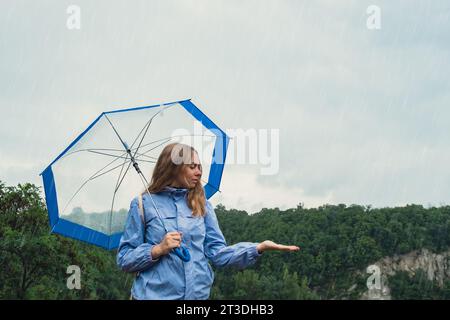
left=131, top=155, right=169, bottom=234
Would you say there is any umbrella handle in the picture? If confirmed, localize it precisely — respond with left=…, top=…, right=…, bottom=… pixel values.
left=173, top=246, right=191, bottom=262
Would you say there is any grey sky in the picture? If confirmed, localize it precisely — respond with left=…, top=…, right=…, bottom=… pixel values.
left=1, top=1, right=449, bottom=213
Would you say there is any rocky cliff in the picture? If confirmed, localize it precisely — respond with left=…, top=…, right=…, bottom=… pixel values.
left=361, top=248, right=450, bottom=299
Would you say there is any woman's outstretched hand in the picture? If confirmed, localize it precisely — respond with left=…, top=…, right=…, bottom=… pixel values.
left=256, top=240, right=300, bottom=254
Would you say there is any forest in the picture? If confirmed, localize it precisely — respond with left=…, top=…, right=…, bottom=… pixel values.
left=1, top=181, right=449, bottom=299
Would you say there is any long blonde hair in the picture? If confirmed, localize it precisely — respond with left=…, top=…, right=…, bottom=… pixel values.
left=142, top=143, right=206, bottom=216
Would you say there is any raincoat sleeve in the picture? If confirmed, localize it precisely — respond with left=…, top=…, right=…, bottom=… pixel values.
left=203, top=201, right=262, bottom=269
left=116, top=198, right=159, bottom=273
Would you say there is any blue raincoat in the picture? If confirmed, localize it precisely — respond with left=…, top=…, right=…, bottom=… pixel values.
left=117, top=186, right=262, bottom=300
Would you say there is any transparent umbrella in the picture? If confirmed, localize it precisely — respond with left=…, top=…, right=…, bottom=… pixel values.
left=39, top=99, right=229, bottom=253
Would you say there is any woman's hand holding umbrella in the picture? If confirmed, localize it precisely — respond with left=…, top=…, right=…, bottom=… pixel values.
left=151, top=231, right=183, bottom=259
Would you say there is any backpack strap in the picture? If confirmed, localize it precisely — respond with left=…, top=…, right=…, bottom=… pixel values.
left=134, top=193, right=146, bottom=282
left=138, top=193, right=145, bottom=225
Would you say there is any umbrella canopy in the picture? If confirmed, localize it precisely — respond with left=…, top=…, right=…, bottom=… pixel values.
left=39, top=99, right=229, bottom=250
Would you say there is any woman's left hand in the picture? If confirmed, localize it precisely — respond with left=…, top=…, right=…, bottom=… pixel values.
left=256, top=240, right=300, bottom=254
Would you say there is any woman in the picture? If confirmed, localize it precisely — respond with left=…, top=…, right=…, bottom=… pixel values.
left=117, top=143, right=299, bottom=300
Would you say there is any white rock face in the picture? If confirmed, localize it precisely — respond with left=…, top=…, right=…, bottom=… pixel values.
left=360, top=248, right=450, bottom=300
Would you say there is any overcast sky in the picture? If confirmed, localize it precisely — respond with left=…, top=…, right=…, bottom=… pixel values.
left=1, top=1, right=449, bottom=213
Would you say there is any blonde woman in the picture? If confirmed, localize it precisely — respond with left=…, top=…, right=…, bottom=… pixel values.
left=117, top=143, right=299, bottom=300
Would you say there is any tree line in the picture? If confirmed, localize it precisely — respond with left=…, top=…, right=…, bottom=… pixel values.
left=1, top=181, right=449, bottom=299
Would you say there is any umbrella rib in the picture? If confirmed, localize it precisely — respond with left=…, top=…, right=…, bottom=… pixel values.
left=108, top=153, right=132, bottom=235
left=103, top=104, right=176, bottom=157
left=134, top=153, right=158, bottom=161
left=104, top=115, right=129, bottom=151
left=129, top=110, right=159, bottom=155
left=61, top=148, right=127, bottom=160
left=133, top=137, right=173, bottom=160
left=87, top=150, right=156, bottom=164
left=90, top=160, right=134, bottom=181
left=126, top=132, right=220, bottom=177
left=131, top=133, right=217, bottom=153
left=130, top=133, right=216, bottom=162
left=60, top=152, right=129, bottom=214
left=91, top=143, right=170, bottom=186
left=63, top=148, right=156, bottom=163
left=131, top=114, right=156, bottom=159
left=128, top=136, right=176, bottom=153
left=114, top=160, right=134, bottom=194
left=87, top=150, right=133, bottom=159
left=129, top=104, right=177, bottom=157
